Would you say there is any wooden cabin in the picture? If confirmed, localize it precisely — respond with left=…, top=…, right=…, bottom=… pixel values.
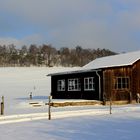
left=48, top=51, right=140, bottom=102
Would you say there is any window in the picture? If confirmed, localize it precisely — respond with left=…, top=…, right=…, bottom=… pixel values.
left=84, top=77, right=95, bottom=91
left=57, top=79, right=65, bottom=91
left=115, top=77, right=129, bottom=89
left=68, top=78, right=81, bottom=91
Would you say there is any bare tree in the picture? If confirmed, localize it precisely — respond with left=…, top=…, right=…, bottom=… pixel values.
left=59, top=47, right=71, bottom=66
left=41, top=44, right=57, bottom=67
left=0, top=43, right=116, bottom=67
left=29, top=44, right=39, bottom=65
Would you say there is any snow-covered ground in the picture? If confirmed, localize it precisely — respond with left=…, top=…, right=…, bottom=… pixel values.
left=0, top=67, right=78, bottom=115
left=0, top=67, right=140, bottom=140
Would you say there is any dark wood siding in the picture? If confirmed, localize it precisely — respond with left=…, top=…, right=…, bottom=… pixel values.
left=103, top=69, right=113, bottom=100
left=132, top=60, right=140, bottom=99
left=103, top=67, right=132, bottom=101
left=51, top=71, right=102, bottom=100
left=103, top=60, right=140, bottom=101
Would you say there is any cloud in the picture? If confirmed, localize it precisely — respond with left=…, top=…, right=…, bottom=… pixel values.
left=0, top=37, right=20, bottom=46
left=0, top=34, right=46, bottom=47
left=0, top=0, right=140, bottom=52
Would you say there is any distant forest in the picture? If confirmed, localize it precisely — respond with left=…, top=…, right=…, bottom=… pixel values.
left=0, top=44, right=117, bottom=67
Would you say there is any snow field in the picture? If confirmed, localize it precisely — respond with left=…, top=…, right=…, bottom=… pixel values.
left=0, top=67, right=139, bottom=140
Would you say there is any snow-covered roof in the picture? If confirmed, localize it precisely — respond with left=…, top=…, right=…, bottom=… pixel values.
left=47, top=68, right=101, bottom=76
left=83, top=50, right=140, bottom=70
left=48, top=50, right=140, bottom=76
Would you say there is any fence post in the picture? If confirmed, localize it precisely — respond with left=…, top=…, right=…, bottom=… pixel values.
left=129, top=92, right=132, bottom=104
left=48, top=95, right=52, bottom=120
left=109, top=93, right=112, bottom=114
left=1, top=96, right=4, bottom=115
left=103, top=92, right=106, bottom=105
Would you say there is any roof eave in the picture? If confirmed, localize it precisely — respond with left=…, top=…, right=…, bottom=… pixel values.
left=47, top=69, right=102, bottom=76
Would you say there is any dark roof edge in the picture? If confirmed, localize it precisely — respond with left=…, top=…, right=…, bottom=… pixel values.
left=47, top=69, right=101, bottom=76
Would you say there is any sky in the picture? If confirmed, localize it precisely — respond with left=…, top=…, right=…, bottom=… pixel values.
left=0, top=0, right=140, bottom=53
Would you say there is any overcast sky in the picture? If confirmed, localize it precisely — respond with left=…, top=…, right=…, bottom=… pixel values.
left=0, top=0, right=140, bottom=53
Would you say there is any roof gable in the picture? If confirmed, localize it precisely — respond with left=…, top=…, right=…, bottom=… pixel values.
left=83, top=50, right=140, bottom=70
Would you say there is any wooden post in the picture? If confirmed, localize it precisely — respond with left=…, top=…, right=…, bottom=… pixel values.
left=110, top=70, right=112, bottom=114
left=2, top=96, right=4, bottom=103
left=2, top=96, right=4, bottom=108
left=110, top=97, right=112, bottom=114
left=129, top=92, right=132, bottom=104
left=1, top=96, right=4, bottom=115
left=103, top=92, right=106, bottom=105
left=1, top=102, right=4, bottom=115
left=48, top=95, right=52, bottom=120
left=109, top=92, right=112, bottom=114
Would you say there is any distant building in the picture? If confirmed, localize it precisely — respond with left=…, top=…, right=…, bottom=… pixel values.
left=48, top=50, right=140, bottom=102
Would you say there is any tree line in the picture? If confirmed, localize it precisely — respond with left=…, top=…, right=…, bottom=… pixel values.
left=0, top=44, right=117, bottom=67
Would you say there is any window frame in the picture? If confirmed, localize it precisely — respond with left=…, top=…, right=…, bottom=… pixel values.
left=115, top=77, right=130, bottom=90
left=57, top=79, right=65, bottom=91
left=68, top=78, right=81, bottom=91
left=84, top=77, right=95, bottom=91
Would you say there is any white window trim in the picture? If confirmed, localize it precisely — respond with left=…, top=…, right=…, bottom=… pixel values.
left=115, top=77, right=130, bottom=90
left=57, top=79, right=65, bottom=91
left=68, top=78, right=81, bottom=91
left=84, top=77, right=95, bottom=91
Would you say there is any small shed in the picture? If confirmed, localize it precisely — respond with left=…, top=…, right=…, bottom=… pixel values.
left=48, top=50, right=140, bottom=102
